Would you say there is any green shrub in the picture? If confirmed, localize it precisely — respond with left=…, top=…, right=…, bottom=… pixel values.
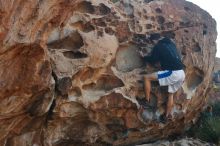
left=212, top=102, right=220, bottom=117
left=194, top=117, right=220, bottom=144
left=186, top=102, right=220, bottom=145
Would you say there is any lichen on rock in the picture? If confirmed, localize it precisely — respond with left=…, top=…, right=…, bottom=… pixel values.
left=0, top=0, right=217, bottom=145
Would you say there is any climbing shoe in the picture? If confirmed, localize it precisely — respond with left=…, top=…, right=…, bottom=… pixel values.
left=136, top=98, right=152, bottom=109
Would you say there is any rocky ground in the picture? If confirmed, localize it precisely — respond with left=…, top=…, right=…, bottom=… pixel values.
left=137, top=138, right=216, bottom=146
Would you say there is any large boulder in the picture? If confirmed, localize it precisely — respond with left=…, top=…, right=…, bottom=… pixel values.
left=0, top=0, right=217, bottom=145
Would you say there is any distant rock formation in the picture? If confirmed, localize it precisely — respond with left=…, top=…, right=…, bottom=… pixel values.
left=214, top=58, right=220, bottom=71
left=213, top=57, right=220, bottom=83
left=0, top=0, right=217, bottom=145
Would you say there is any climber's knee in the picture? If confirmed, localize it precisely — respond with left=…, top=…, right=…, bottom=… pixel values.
left=144, top=73, right=158, bottom=81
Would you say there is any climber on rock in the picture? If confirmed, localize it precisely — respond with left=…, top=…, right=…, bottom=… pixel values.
left=138, top=37, right=185, bottom=120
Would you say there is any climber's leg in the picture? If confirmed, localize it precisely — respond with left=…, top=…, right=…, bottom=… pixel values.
left=166, top=93, right=174, bottom=117
left=144, top=73, right=157, bottom=102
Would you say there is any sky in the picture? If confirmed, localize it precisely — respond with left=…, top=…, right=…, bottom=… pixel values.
left=186, top=0, right=219, bottom=57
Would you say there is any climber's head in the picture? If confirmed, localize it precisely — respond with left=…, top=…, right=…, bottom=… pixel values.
left=146, top=33, right=174, bottom=45
left=146, top=33, right=161, bottom=45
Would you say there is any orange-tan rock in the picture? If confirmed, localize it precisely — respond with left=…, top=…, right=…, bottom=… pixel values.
left=0, top=0, right=217, bottom=145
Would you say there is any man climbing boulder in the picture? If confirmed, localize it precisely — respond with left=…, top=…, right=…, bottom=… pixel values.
left=138, top=37, right=185, bottom=122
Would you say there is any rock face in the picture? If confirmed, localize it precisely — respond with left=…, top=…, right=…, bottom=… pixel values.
left=0, top=0, right=217, bottom=145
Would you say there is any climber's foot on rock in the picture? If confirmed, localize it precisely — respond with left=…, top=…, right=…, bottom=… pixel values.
left=146, top=97, right=150, bottom=103
left=159, top=114, right=167, bottom=124
left=159, top=114, right=173, bottom=124
left=121, top=129, right=129, bottom=139
left=166, top=114, right=173, bottom=121
left=136, top=98, right=151, bottom=109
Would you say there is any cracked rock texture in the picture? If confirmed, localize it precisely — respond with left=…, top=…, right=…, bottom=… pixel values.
left=0, top=0, right=217, bottom=145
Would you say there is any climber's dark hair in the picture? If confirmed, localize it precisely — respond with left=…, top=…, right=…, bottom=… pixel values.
left=149, top=33, right=161, bottom=41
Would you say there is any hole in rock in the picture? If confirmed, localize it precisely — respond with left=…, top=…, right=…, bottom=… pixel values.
left=47, top=31, right=84, bottom=50
left=57, top=77, right=72, bottom=96
left=106, top=123, right=124, bottom=131
left=146, top=24, right=153, bottom=29
left=76, top=1, right=95, bottom=14
left=144, top=0, right=154, bottom=3
left=94, top=19, right=107, bottom=27
left=187, top=67, right=204, bottom=90
left=203, top=24, right=208, bottom=29
left=151, top=16, right=155, bottom=21
left=98, top=3, right=111, bottom=15
left=105, top=27, right=115, bottom=35
left=184, top=6, right=191, bottom=11
left=179, top=21, right=191, bottom=27
left=144, top=15, right=148, bottom=20
left=192, top=43, right=201, bottom=52
left=98, top=21, right=106, bottom=27
left=116, top=45, right=143, bottom=72
left=181, top=47, right=187, bottom=55
left=203, top=30, right=207, bottom=35
left=184, top=29, right=189, bottom=33
left=110, top=20, right=119, bottom=26
left=107, top=117, right=124, bottom=125
left=136, top=25, right=143, bottom=33
left=97, top=30, right=104, bottom=37
left=105, top=17, right=111, bottom=22
left=203, top=24, right=208, bottom=35
left=160, top=26, right=165, bottom=30
left=155, top=8, right=162, bottom=13
left=63, top=51, right=88, bottom=59
left=156, top=16, right=165, bottom=24
left=82, top=75, right=124, bottom=91
left=71, top=21, right=95, bottom=33
left=165, top=22, right=174, bottom=29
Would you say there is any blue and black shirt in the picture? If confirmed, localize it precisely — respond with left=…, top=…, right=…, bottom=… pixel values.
left=143, top=38, right=184, bottom=70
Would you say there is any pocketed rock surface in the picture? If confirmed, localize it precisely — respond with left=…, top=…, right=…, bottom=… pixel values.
left=0, top=0, right=217, bottom=145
